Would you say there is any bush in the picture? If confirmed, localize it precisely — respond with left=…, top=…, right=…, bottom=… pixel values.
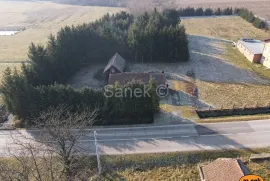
left=128, top=9, right=190, bottom=62
left=222, top=7, right=233, bottom=15
left=214, top=8, right=222, bottom=15
left=205, top=8, right=213, bottom=16
left=237, top=8, right=268, bottom=30
left=1, top=68, right=160, bottom=125
left=179, top=7, right=195, bottom=16
left=195, top=7, right=204, bottom=16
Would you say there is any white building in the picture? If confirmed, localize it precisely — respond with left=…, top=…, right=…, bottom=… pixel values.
left=260, top=39, right=270, bottom=68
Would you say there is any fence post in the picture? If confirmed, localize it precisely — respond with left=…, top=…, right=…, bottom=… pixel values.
left=94, top=131, right=102, bottom=175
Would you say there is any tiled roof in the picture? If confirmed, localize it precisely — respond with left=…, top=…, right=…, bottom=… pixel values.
left=199, top=158, right=251, bottom=181
left=108, top=72, right=166, bottom=86
left=104, top=53, right=126, bottom=73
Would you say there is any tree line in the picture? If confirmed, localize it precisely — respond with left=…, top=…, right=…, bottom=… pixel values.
left=235, top=8, right=268, bottom=30
left=177, top=7, right=234, bottom=16
left=1, top=67, right=159, bottom=126
left=20, top=10, right=188, bottom=87
left=175, top=7, right=268, bottom=30
left=3, top=10, right=185, bottom=125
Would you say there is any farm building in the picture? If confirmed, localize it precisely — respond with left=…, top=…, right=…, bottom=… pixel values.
left=198, top=158, right=251, bottom=181
left=237, top=39, right=264, bottom=63
left=261, top=39, right=270, bottom=68
left=104, top=53, right=126, bottom=74
left=108, top=72, right=166, bottom=86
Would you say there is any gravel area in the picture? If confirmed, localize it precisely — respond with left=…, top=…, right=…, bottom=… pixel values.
left=130, top=35, right=270, bottom=85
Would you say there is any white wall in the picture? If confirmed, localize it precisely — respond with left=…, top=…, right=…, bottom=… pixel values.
left=261, top=42, right=270, bottom=68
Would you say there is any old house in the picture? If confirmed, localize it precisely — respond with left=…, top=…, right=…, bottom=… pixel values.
left=108, top=72, right=166, bottom=86
left=260, top=39, right=270, bottom=68
left=104, top=53, right=126, bottom=74
left=237, top=39, right=264, bottom=63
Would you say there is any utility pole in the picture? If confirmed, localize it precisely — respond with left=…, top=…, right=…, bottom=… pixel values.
left=94, top=131, right=102, bottom=175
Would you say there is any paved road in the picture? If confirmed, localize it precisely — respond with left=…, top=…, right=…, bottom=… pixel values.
left=0, top=120, right=270, bottom=155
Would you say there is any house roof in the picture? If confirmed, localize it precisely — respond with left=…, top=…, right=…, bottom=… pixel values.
left=104, top=53, right=126, bottom=73
left=264, top=38, right=270, bottom=43
left=108, top=72, right=166, bottom=86
left=238, top=39, right=265, bottom=54
left=199, top=158, right=251, bottom=181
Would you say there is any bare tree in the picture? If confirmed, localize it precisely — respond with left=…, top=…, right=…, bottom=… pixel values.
left=0, top=105, right=98, bottom=181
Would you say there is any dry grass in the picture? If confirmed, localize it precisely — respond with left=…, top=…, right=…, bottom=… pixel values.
left=101, top=148, right=270, bottom=180
left=222, top=45, right=270, bottom=79
left=197, top=80, right=270, bottom=109
left=182, top=16, right=269, bottom=41
left=197, top=114, right=270, bottom=123
left=0, top=1, right=125, bottom=61
left=160, top=104, right=199, bottom=120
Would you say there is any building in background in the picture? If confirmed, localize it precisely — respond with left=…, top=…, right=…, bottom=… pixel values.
left=260, top=39, right=270, bottom=68
left=237, top=39, right=264, bottom=63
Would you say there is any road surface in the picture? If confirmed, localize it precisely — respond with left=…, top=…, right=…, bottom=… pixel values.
left=0, top=120, right=270, bottom=155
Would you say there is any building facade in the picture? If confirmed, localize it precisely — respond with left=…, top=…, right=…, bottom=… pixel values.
left=260, top=39, right=270, bottom=68
left=237, top=39, right=264, bottom=63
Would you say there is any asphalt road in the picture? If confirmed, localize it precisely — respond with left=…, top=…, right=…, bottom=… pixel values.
left=0, top=120, right=270, bottom=155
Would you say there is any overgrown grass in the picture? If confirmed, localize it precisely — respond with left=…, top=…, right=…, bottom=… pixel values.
left=197, top=80, right=270, bottom=109
left=182, top=16, right=269, bottom=41
left=100, top=148, right=270, bottom=180
left=197, top=114, right=270, bottom=123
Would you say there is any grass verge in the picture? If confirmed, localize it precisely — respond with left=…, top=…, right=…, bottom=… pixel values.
left=197, top=114, right=270, bottom=123
left=100, top=148, right=270, bottom=180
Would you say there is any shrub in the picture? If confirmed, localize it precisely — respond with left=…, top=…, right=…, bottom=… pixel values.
left=195, top=7, right=204, bottom=16
left=205, top=8, right=213, bottom=16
